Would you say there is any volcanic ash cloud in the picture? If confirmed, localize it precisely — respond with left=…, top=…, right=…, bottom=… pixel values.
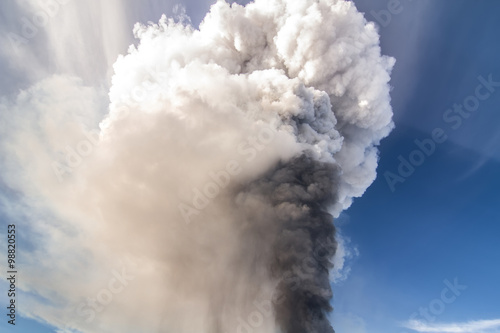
left=0, top=0, right=394, bottom=332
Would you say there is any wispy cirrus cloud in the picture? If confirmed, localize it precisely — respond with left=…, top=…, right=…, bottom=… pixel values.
left=403, top=319, right=500, bottom=333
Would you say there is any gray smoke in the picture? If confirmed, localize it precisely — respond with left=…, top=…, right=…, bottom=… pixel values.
left=240, top=153, right=339, bottom=332
left=0, top=0, right=394, bottom=332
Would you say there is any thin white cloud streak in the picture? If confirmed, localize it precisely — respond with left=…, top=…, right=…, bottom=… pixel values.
left=403, top=319, right=500, bottom=333
left=0, top=0, right=178, bottom=88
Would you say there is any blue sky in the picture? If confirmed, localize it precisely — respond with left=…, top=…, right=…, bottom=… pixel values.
left=1, top=0, right=499, bottom=332
left=332, top=1, right=500, bottom=332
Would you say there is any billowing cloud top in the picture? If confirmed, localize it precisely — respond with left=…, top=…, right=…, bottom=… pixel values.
left=0, top=0, right=394, bottom=332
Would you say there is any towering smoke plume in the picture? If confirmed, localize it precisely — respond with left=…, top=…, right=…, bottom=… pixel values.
left=0, top=0, right=394, bottom=332
left=243, top=154, right=340, bottom=333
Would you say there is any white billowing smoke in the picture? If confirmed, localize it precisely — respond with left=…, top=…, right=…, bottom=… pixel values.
left=0, top=0, right=393, bottom=332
